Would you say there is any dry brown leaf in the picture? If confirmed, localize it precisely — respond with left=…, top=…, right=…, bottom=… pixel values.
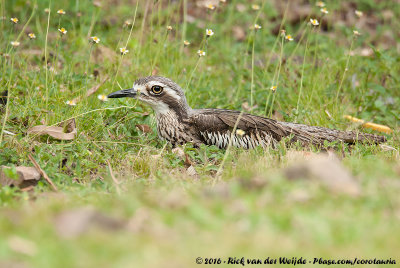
left=27, top=125, right=75, bottom=140
left=61, top=118, right=76, bottom=133
left=172, top=147, right=193, bottom=167
left=271, top=110, right=284, bottom=121
left=0, top=166, right=41, bottom=187
left=241, top=102, right=258, bottom=111
left=186, top=165, right=198, bottom=177
left=380, top=144, right=397, bottom=152
left=93, top=45, right=117, bottom=64
left=236, top=3, right=246, bottom=12
left=242, top=101, right=250, bottom=111
left=288, top=189, right=311, bottom=203
left=27, top=118, right=77, bottom=140
left=55, top=207, right=125, bottom=239
left=8, top=236, right=37, bottom=256
left=72, top=76, right=109, bottom=103
left=285, top=150, right=317, bottom=162
left=239, top=176, right=268, bottom=190
left=184, top=154, right=193, bottom=167
left=284, top=154, right=360, bottom=196
left=85, top=76, right=109, bottom=98
left=160, top=189, right=188, bottom=209
left=172, top=147, right=185, bottom=157
left=126, top=208, right=151, bottom=233
left=135, top=124, right=152, bottom=133
left=232, top=26, right=246, bottom=41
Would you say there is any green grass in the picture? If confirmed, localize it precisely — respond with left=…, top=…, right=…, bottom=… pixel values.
left=0, top=0, right=399, bottom=267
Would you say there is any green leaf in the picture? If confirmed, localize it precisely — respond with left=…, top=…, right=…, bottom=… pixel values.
left=3, top=166, right=18, bottom=181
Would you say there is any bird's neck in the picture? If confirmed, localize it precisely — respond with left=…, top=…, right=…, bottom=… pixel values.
left=153, top=99, right=192, bottom=120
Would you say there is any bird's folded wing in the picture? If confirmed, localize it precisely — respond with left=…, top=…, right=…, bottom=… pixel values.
left=190, top=109, right=386, bottom=146
left=190, top=109, right=291, bottom=141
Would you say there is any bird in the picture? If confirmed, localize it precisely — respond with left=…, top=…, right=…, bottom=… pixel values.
left=107, top=76, right=386, bottom=149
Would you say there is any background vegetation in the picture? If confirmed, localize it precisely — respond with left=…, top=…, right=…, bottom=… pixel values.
left=0, top=0, right=399, bottom=267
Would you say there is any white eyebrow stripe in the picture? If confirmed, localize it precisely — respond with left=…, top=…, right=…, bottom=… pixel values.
left=148, top=81, right=167, bottom=88
left=163, top=87, right=181, bottom=100
left=147, top=81, right=181, bottom=100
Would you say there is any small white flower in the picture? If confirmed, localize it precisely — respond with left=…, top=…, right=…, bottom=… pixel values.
left=28, top=33, right=36, bottom=39
left=66, top=100, right=76, bottom=106
left=166, top=25, right=173, bottom=31
left=252, top=4, right=260, bottom=10
left=58, top=28, right=67, bottom=35
left=90, top=36, right=100, bottom=44
left=310, top=18, right=319, bottom=26
left=11, top=41, right=20, bottom=47
left=97, top=94, right=108, bottom=101
left=254, top=24, right=262, bottom=30
left=10, top=17, right=19, bottom=24
left=316, top=1, right=325, bottom=7
left=183, top=40, right=190, bottom=46
left=285, top=34, right=294, bottom=41
left=57, top=9, right=66, bottom=15
left=93, top=1, right=102, bottom=7
left=197, top=50, right=206, bottom=57
left=119, top=47, right=129, bottom=55
left=270, top=86, right=277, bottom=92
left=353, top=30, right=361, bottom=36
left=320, top=8, right=329, bottom=14
left=355, top=10, right=363, bottom=18
left=236, top=129, right=245, bottom=136
left=206, top=28, right=214, bottom=37
left=206, top=4, right=215, bottom=10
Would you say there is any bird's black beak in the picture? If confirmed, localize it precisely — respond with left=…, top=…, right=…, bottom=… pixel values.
left=107, top=88, right=137, bottom=99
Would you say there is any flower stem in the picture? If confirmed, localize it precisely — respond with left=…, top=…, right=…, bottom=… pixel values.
left=296, top=27, right=310, bottom=120
left=0, top=53, right=14, bottom=144
left=268, top=36, right=284, bottom=117
left=335, top=37, right=355, bottom=108
left=250, top=32, right=256, bottom=109
left=44, top=1, right=51, bottom=123
left=85, top=44, right=94, bottom=91
left=186, top=57, right=201, bottom=90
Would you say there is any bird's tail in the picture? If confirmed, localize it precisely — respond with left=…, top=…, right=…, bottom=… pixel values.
left=278, top=121, right=386, bottom=145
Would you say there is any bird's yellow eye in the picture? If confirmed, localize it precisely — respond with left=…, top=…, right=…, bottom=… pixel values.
left=151, top=85, right=163, bottom=95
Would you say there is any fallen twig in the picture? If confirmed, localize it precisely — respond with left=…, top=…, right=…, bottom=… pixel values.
left=28, top=154, right=58, bottom=191
left=344, top=115, right=392, bottom=134
left=72, top=76, right=109, bottom=103
left=106, top=160, right=121, bottom=195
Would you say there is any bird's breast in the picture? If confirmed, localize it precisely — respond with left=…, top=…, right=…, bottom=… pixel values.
left=156, top=112, right=193, bottom=145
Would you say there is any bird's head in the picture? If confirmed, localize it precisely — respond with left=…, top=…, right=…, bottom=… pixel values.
left=108, top=76, right=191, bottom=116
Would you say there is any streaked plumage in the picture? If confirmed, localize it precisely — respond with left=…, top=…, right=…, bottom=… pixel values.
left=108, top=76, right=386, bottom=148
